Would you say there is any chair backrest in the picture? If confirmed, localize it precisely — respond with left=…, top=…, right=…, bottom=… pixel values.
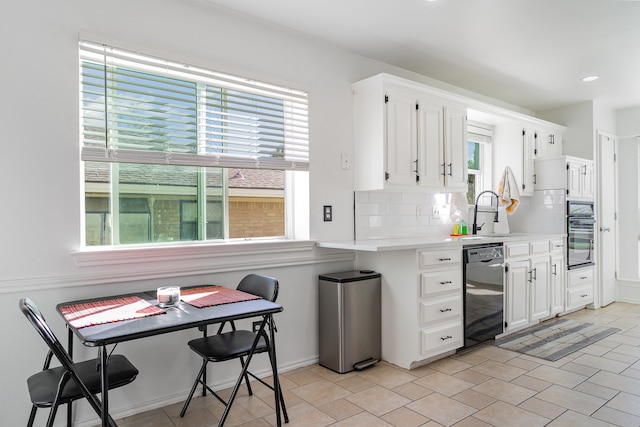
left=19, top=297, right=75, bottom=370
left=237, top=274, right=279, bottom=302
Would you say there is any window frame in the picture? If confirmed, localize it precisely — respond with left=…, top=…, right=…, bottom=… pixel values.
left=78, top=39, right=309, bottom=249
left=467, top=121, right=493, bottom=206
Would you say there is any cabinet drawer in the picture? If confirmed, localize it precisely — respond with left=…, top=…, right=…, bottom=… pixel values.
left=530, top=240, right=549, bottom=255
left=420, top=270, right=462, bottom=296
left=549, top=239, right=564, bottom=253
left=567, top=268, right=594, bottom=288
left=420, top=295, right=462, bottom=325
left=567, top=285, right=594, bottom=308
left=421, top=322, right=463, bottom=355
left=505, top=243, right=529, bottom=258
left=419, top=249, right=461, bottom=268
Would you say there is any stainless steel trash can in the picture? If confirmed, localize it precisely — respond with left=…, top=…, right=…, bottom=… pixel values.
left=318, top=270, right=381, bottom=373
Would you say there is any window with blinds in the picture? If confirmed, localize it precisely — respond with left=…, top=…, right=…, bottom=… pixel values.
left=79, top=41, right=307, bottom=246
left=80, top=40, right=309, bottom=170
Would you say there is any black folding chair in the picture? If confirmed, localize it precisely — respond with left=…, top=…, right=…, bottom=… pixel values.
left=180, top=274, right=288, bottom=423
left=20, top=297, right=139, bottom=427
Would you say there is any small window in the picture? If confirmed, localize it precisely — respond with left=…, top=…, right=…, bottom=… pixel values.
left=467, top=122, right=493, bottom=206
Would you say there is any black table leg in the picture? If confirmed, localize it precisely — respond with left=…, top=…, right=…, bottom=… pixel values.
left=67, top=327, right=74, bottom=427
left=268, top=314, right=283, bottom=426
left=100, top=345, right=110, bottom=427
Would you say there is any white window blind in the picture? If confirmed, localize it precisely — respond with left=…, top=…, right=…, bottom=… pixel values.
left=468, top=122, right=493, bottom=145
left=80, top=40, right=309, bottom=170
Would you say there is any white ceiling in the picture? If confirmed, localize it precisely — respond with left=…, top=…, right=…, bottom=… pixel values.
left=197, top=0, right=640, bottom=113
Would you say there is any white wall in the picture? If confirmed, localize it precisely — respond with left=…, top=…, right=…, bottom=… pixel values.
left=0, top=1, right=376, bottom=425
left=2, top=1, right=613, bottom=425
left=538, top=101, right=595, bottom=159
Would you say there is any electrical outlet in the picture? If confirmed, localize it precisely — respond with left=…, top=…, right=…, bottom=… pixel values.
left=432, top=205, right=441, bottom=219
left=341, top=152, right=350, bottom=170
left=252, top=321, right=262, bottom=333
left=323, top=205, right=332, bottom=221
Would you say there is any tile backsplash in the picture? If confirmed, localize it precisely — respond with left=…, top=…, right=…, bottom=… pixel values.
left=355, top=190, right=469, bottom=240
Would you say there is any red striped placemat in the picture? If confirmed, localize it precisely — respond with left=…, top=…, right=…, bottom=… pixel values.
left=60, top=296, right=165, bottom=329
left=181, top=285, right=261, bottom=308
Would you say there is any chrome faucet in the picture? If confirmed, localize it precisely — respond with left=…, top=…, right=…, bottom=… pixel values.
left=472, top=190, right=500, bottom=235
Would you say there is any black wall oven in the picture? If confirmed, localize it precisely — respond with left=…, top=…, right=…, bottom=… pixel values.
left=567, top=201, right=595, bottom=269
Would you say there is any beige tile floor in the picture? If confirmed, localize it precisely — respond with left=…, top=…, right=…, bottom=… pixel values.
left=112, top=302, right=640, bottom=427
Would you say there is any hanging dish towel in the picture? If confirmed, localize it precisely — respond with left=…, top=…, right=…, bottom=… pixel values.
left=498, top=166, right=520, bottom=214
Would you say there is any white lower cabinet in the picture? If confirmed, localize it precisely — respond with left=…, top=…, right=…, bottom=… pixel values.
left=358, top=246, right=462, bottom=370
left=505, top=240, right=554, bottom=332
left=549, top=239, right=565, bottom=315
left=566, top=267, right=594, bottom=311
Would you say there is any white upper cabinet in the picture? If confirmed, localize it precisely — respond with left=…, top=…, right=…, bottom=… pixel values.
left=534, top=127, right=563, bottom=158
left=385, top=86, right=420, bottom=187
left=352, top=74, right=468, bottom=191
left=522, top=127, right=536, bottom=196
left=567, top=158, right=594, bottom=200
left=535, top=156, right=594, bottom=201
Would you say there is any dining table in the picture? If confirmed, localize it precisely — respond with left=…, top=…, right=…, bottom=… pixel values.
left=56, top=285, right=284, bottom=427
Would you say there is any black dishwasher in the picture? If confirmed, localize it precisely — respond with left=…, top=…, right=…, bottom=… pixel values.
left=463, top=244, right=504, bottom=348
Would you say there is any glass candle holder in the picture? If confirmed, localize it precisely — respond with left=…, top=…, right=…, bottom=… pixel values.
left=157, top=286, right=180, bottom=308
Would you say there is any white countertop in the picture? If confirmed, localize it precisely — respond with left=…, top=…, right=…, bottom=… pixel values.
left=317, top=233, right=564, bottom=252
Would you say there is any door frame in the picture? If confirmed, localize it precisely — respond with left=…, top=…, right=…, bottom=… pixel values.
left=596, top=129, right=618, bottom=307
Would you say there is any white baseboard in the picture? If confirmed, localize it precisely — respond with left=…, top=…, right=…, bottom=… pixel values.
left=71, top=356, right=320, bottom=427
left=617, top=280, right=640, bottom=304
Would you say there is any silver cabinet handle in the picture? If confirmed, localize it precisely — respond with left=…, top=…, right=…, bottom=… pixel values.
left=438, top=258, right=452, bottom=262
left=532, top=267, right=537, bottom=281
left=439, top=281, right=452, bottom=285
left=441, top=163, right=446, bottom=177
left=440, top=335, right=453, bottom=341
left=600, top=227, right=611, bottom=232
left=580, top=276, right=588, bottom=280
left=447, top=163, right=453, bottom=176
left=552, top=264, right=557, bottom=276
left=439, top=308, right=452, bottom=313
left=580, top=294, right=588, bottom=298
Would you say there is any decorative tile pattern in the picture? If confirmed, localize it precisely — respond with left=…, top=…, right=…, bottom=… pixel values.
left=108, top=302, right=640, bottom=427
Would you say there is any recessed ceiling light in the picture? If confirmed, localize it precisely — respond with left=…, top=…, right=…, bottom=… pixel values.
left=581, top=75, right=599, bottom=82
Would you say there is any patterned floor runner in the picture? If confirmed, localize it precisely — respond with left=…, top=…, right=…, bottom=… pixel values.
left=495, top=318, right=620, bottom=361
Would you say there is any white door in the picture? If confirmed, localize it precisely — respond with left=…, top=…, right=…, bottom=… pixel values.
left=550, top=253, right=565, bottom=314
left=443, top=105, right=468, bottom=191
left=530, top=256, right=550, bottom=321
left=417, top=99, right=444, bottom=189
left=506, top=260, right=529, bottom=331
left=598, top=131, right=617, bottom=306
left=521, top=128, right=535, bottom=196
left=385, top=88, right=418, bottom=187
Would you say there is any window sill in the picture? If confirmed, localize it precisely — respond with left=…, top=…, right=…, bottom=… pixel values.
left=69, top=240, right=329, bottom=283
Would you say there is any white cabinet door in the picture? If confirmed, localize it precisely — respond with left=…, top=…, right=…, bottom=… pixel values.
left=443, top=105, right=468, bottom=191
left=418, top=99, right=467, bottom=191
left=550, top=253, right=565, bottom=314
left=385, top=88, right=418, bottom=187
left=522, top=128, right=535, bottom=196
left=417, top=99, right=445, bottom=188
left=506, top=259, right=530, bottom=331
left=567, top=159, right=594, bottom=200
left=530, top=256, right=550, bottom=321
left=582, top=162, right=595, bottom=200
left=534, top=128, right=563, bottom=158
